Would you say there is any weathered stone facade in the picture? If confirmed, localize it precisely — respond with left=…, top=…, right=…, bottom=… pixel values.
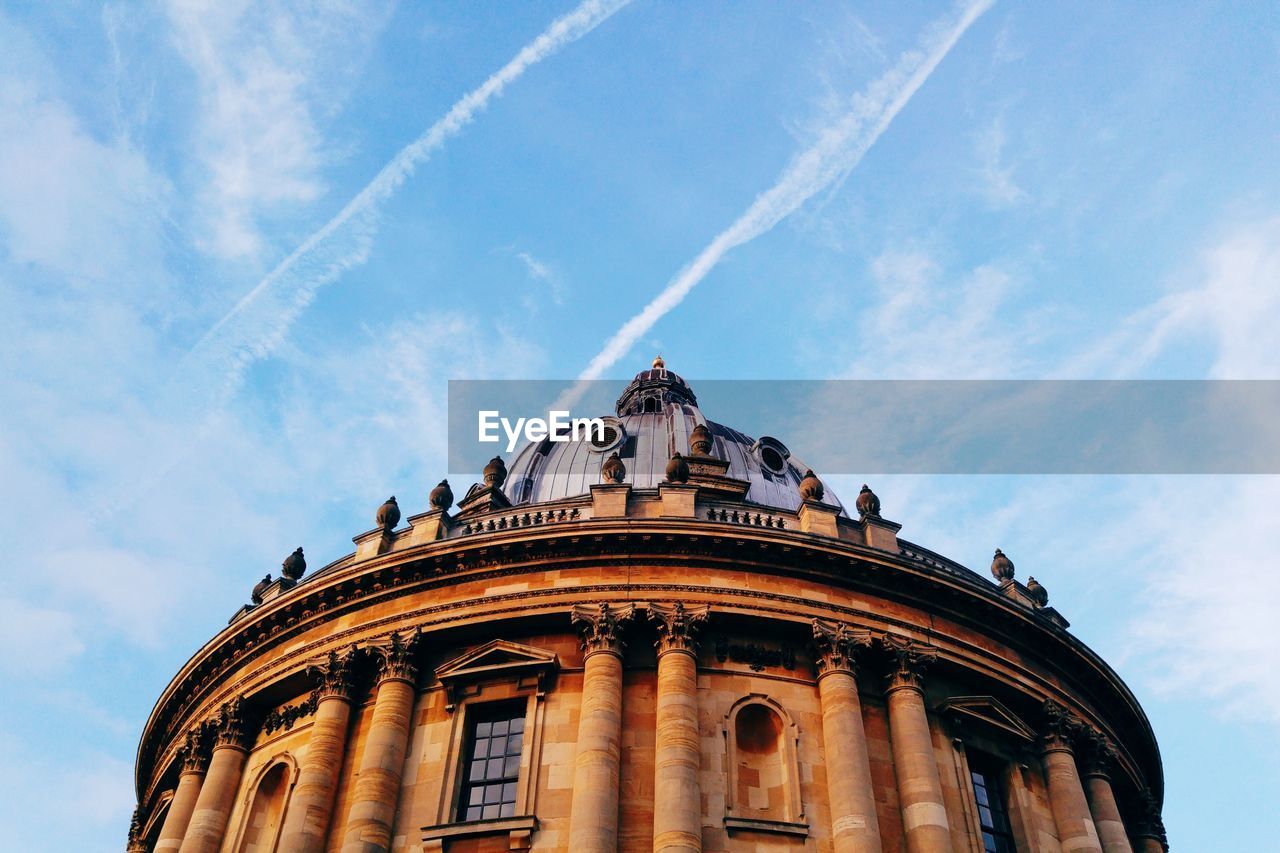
left=130, top=363, right=1166, bottom=853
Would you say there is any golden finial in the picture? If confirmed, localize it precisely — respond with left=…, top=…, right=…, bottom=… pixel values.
left=652, top=354, right=665, bottom=369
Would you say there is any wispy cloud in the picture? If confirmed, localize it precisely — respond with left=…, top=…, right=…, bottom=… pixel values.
left=516, top=250, right=565, bottom=305
left=975, top=116, right=1027, bottom=207
left=575, top=0, right=994, bottom=382
left=180, top=0, right=629, bottom=408
left=165, top=0, right=393, bottom=258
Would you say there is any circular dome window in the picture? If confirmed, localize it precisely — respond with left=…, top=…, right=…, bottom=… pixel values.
left=584, top=416, right=624, bottom=453
left=752, top=437, right=790, bottom=475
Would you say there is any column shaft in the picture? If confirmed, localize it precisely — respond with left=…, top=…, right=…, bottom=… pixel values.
left=278, top=695, right=355, bottom=853
left=1084, top=774, right=1133, bottom=853
left=1043, top=745, right=1103, bottom=853
left=568, top=649, right=626, bottom=853
left=154, top=769, right=205, bottom=853
left=818, top=670, right=882, bottom=853
left=177, top=746, right=247, bottom=853
left=1136, top=838, right=1165, bottom=853
left=652, top=648, right=701, bottom=853
left=339, top=678, right=415, bottom=853
left=886, top=684, right=953, bottom=853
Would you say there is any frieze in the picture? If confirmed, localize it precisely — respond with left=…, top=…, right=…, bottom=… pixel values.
left=713, top=636, right=796, bottom=671
left=261, top=692, right=320, bottom=735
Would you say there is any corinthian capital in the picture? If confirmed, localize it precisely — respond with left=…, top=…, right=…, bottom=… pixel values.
left=1080, top=728, right=1120, bottom=777
left=179, top=726, right=210, bottom=773
left=309, top=645, right=360, bottom=701
left=126, top=806, right=147, bottom=852
left=1040, top=699, right=1085, bottom=752
left=211, top=697, right=253, bottom=750
left=647, top=601, right=710, bottom=655
left=371, top=629, right=422, bottom=685
left=572, top=602, right=636, bottom=655
left=811, top=618, right=873, bottom=676
left=880, top=633, right=937, bottom=693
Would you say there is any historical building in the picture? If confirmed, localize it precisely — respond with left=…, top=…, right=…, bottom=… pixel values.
left=129, top=358, right=1168, bottom=853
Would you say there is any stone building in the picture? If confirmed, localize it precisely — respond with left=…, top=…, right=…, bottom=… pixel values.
left=129, top=359, right=1168, bottom=853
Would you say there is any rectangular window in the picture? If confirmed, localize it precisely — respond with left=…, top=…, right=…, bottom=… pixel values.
left=458, top=702, right=526, bottom=822
left=969, top=755, right=1017, bottom=853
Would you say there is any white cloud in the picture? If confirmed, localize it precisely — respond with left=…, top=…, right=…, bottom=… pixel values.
left=165, top=0, right=393, bottom=258
left=0, top=598, right=85, bottom=676
left=841, top=250, right=1030, bottom=378
left=517, top=250, right=565, bottom=305
left=974, top=116, right=1027, bottom=207
left=1062, top=216, right=1280, bottom=379
left=0, top=79, right=167, bottom=287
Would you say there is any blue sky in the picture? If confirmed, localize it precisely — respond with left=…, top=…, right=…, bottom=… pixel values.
left=1, top=1, right=1277, bottom=849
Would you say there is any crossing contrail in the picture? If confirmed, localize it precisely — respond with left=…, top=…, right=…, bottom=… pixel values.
left=577, top=0, right=993, bottom=383
left=181, top=0, right=631, bottom=405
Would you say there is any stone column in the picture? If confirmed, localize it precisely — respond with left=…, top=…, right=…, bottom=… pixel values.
left=568, top=603, right=637, bottom=853
left=881, top=635, right=953, bottom=853
left=179, top=699, right=252, bottom=853
left=1081, top=733, right=1133, bottom=853
left=812, top=619, right=882, bottom=853
left=648, top=602, right=709, bottom=853
left=279, top=647, right=360, bottom=853
left=339, top=632, right=421, bottom=853
left=155, top=729, right=210, bottom=852
left=1041, top=702, right=1102, bottom=853
left=1131, top=789, right=1167, bottom=853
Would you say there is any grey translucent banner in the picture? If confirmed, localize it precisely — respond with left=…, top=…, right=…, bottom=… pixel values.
left=447, top=380, right=1280, bottom=475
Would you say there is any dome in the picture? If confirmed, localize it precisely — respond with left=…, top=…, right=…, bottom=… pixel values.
left=503, top=362, right=847, bottom=514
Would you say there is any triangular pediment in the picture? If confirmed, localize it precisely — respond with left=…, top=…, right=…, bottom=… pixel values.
left=937, top=695, right=1037, bottom=744
left=436, top=639, right=558, bottom=681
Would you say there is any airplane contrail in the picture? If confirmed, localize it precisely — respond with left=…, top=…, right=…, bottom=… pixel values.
left=181, top=0, right=631, bottom=406
left=576, top=0, right=993, bottom=384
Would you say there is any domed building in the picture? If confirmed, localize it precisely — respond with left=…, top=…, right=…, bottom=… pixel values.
left=129, top=360, right=1168, bottom=853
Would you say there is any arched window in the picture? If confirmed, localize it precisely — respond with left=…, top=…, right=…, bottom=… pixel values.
left=235, top=758, right=295, bottom=853
left=722, top=695, right=807, bottom=836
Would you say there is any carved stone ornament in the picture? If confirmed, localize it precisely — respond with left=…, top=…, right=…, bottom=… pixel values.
left=180, top=726, right=210, bottom=773
left=261, top=693, right=319, bottom=735
left=250, top=573, right=273, bottom=606
left=376, top=495, right=401, bottom=531
left=281, top=546, right=306, bottom=581
left=811, top=618, right=873, bottom=675
left=798, top=470, right=825, bottom=502
left=212, top=697, right=252, bottom=750
left=1080, top=728, right=1119, bottom=778
left=572, top=601, right=637, bottom=655
left=429, top=479, right=454, bottom=511
left=126, top=806, right=147, bottom=852
left=371, top=629, right=422, bottom=684
left=647, top=601, right=709, bottom=655
left=689, top=423, right=713, bottom=456
left=1134, top=788, right=1168, bottom=847
left=308, top=646, right=360, bottom=701
left=483, top=456, right=507, bottom=488
left=664, top=452, right=690, bottom=484
left=1040, top=699, right=1085, bottom=751
left=855, top=483, right=881, bottom=519
left=990, top=548, right=1015, bottom=582
left=1026, top=576, right=1049, bottom=607
left=600, top=452, right=626, bottom=484
left=881, top=633, right=938, bottom=692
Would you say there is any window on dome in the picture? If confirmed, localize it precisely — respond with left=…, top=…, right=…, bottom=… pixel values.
left=458, top=703, right=526, bottom=822
left=753, top=437, right=790, bottom=475
left=968, top=754, right=1016, bottom=853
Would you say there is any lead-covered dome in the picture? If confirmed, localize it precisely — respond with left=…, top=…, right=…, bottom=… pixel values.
left=503, top=359, right=846, bottom=514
